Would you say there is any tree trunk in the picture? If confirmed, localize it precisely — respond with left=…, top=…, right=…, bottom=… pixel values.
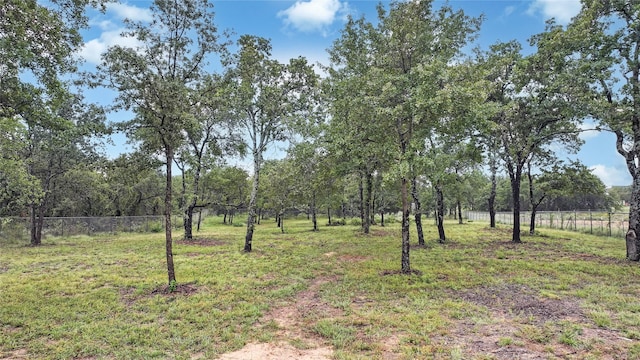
left=197, top=211, right=202, bottom=232
left=327, top=206, right=332, bottom=225
left=312, top=193, right=318, bottom=231
left=184, top=205, right=195, bottom=239
left=401, top=176, right=411, bottom=274
left=457, top=200, right=463, bottom=225
left=164, top=147, right=176, bottom=285
left=616, top=127, right=640, bottom=260
left=626, top=168, right=640, bottom=260
left=359, top=173, right=365, bottom=229
left=527, top=164, right=543, bottom=236
left=488, top=167, right=497, bottom=228
left=244, top=155, right=260, bottom=252
left=380, top=211, right=385, bottom=227
left=363, top=172, right=372, bottom=234
left=280, top=211, right=285, bottom=233
left=183, top=163, right=203, bottom=240
left=30, top=204, right=40, bottom=246
left=488, top=180, right=496, bottom=228
left=509, top=165, right=523, bottom=243
left=530, top=207, right=538, bottom=235
left=223, top=210, right=227, bottom=224
left=411, top=177, right=424, bottom=246
left=436, top=183, right=446, bottom=243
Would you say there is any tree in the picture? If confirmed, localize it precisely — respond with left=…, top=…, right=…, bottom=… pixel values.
left=260, top=159, right=296, bottom=233
left=18, top=93, right=105, bottom=245
left=0, top=118, right=42, bottom=216
left=229, top=35, right=318, bottom=252
left=325, top=16, right=391, bottom=235
left=98, top=0, right=226, bottom=286
left=482, top=40, right=583, bottom=243
left=106, top=152, right=164, bottom=216
left=555, top=1, right=640, bottom=260
left=202, top=165, right=249, bottom=224
left=328, top=1, right=481, bottom=273
left=177, top=74, right=242, bottom=240
left=1, top=0, right=100, bottom=118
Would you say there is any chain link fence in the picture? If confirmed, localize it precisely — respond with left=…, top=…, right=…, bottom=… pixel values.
left=467, top=210, right=628, bottom=238
left=0, top=216, right=188, bottom=242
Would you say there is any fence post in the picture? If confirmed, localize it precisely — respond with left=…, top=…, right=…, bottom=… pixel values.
left=608, top=212, right=612, bottom=237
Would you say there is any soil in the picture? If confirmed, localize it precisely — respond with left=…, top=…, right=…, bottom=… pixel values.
left=437, top=283, right=632, bottom=359
left=219, top=276, right=340, bottom=360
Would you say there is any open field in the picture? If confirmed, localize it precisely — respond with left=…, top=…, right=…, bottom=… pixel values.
left=1, top=217, right=640, bottom=359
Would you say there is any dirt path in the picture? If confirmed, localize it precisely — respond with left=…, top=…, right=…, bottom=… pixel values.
left=218, top=277, right=339, bottom=360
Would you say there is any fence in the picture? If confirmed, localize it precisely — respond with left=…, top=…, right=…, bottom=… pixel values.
left=466, top=210, right=629, bottom=238
left=0, top=215, right=188, bottom=241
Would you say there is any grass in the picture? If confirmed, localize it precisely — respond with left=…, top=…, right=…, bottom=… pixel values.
left=1, top=216, right=640, bottom=359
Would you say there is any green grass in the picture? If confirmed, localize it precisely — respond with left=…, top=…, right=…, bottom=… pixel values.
left=1, top=217, right=639, bottom=359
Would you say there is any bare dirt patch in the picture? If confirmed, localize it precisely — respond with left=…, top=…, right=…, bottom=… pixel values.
left=437, top=283, right=631, bottom=359
left=219, top=276, right=341, bottom=360
left=119, top=282, right=199, bottom=305
left=151, top=282, right=199, bottom=296
left=456, top=283, right=584, bottom=322
left=218, top=342, right=332, bottom=360
left=0, top=348, right=28, bottom=359
left=380, top=269, right=423, bottom=276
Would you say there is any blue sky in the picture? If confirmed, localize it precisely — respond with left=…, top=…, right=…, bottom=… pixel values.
left=77, top=0, right=630, bottom=187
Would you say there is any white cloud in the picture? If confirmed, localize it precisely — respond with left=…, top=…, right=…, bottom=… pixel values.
left=590, top=164, right=632, bottom=187
left=278, top=0, right=350, bottom=36
left=106, top=2, right=153, bottom=22
left=504, top=6, right=516, bottom=17
left=78, top=29, right=143, bottom=64
left=528, top=0, right=581, bottom=24
left=578, top=120, right=600, bottom=141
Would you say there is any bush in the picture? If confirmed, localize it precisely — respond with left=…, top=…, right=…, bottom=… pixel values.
left=349, top=218, right=362, bottom=226
left=0, top=218, right=28, bottom=243
left=148, top=222, right=164, bottom=233
left=327, top=219, right=346, bottom=226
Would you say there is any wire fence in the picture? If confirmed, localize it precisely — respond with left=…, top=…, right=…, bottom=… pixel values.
left=0, top=215, right=186, bottom=242
left=466, top=210, right=629, bottom=238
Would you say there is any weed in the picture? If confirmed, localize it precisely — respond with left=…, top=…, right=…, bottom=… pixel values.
left=313, top=320, right=355, bottom=349
left=557, top=322, right=584, bottom=348
left=516, top=324, right=553, bottom=344
left=497, top=337, right=513, bottom=347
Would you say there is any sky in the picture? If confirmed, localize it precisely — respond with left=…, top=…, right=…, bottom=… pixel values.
left=76, top=0, right=631, bottom=187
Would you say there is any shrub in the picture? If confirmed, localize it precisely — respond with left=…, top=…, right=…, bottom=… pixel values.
left=327, top=219, right=346, bottom=226
left=349, top=218, right=362, bottom=226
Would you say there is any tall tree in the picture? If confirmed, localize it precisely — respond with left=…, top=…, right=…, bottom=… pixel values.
left=482, top=40, right=583, bottom=243
left=555, top=1, right=640, bottom=260
left=329, top=1, right=481, bottom=273
left=177, top=74, right=242, bottom=240
left=229, top=35, right=317, bottom=252
left=1, top=0, right=101, bottom=117
left=97, top=0, right=226, bottom=286
left=325, top=17, right=391, bottom=235
left=20, top=93, right=105, bottom=245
